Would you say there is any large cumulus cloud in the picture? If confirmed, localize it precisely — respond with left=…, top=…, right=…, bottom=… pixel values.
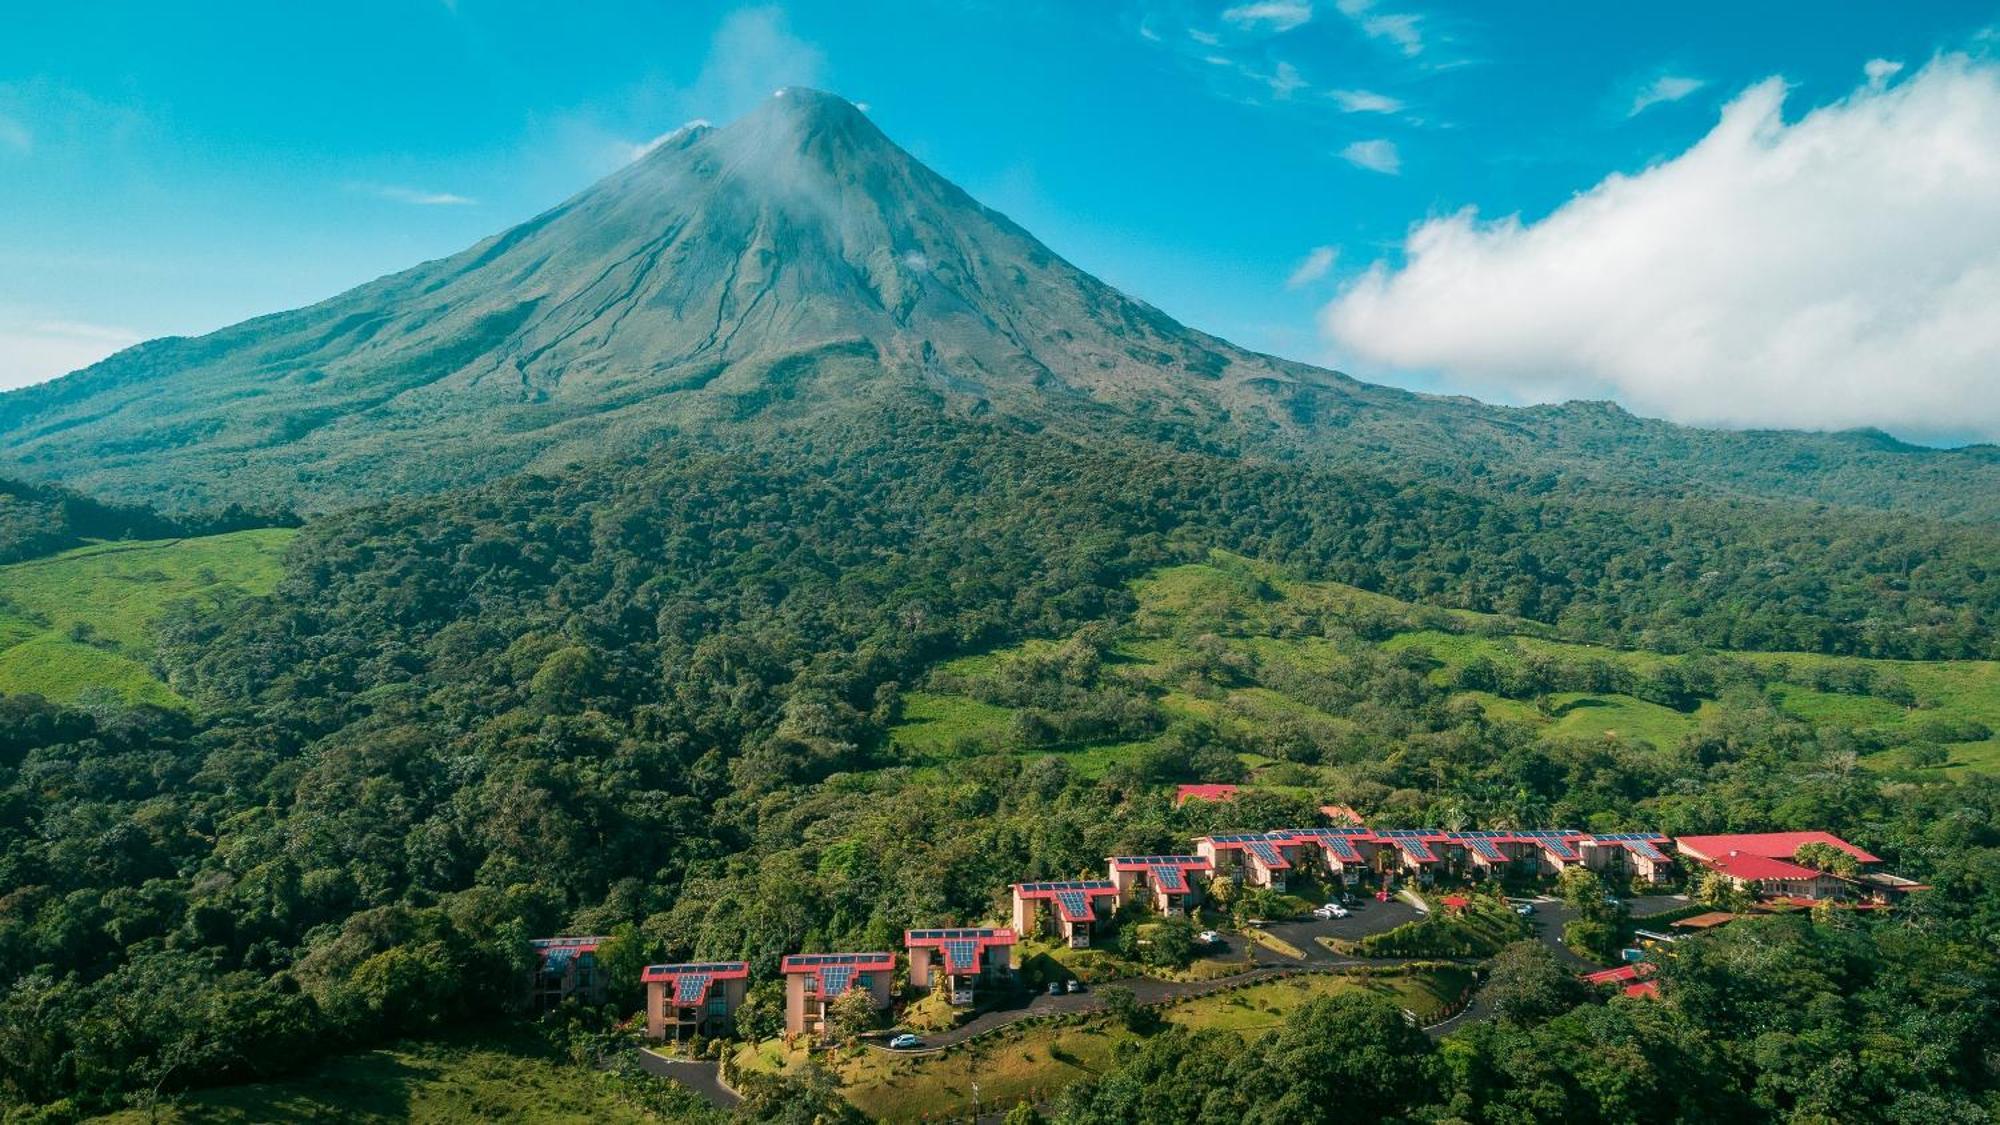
left=1321, top=55, right=2000, bottom=443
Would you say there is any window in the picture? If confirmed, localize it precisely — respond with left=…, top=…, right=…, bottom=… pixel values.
left=707, top=997, right=729, bottom=1017
left=855, top=974, right=871, bottom=990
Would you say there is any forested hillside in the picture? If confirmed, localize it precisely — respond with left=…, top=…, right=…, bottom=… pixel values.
left=3, top=413, right=1998, bottom=1120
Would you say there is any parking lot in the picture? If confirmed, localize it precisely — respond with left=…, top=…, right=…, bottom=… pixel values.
left=1256, top=895, right=1425, bottom=961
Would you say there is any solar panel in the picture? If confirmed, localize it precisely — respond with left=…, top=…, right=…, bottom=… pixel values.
left=1539, top=837, right=1581, bottom=861
left=1054, top=889, right=1093, bottom=921
left=1461, top=836, right=1507, bottom=861
left=1244, top=837, right=1288, bottom=866
left=1396, top=837, right=1437, bottom=862
left=941, top=939, right=979, bottom=973
left=1154, top=866, right=1190, bottom=893
left=818, top=965, right=855, bottom=995
left=673, top=973, right=711, bottom=1004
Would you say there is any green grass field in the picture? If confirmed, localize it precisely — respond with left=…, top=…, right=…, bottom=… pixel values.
left=888, top=551, right=2000, bottom=778
left=88, top=1034, right=653, bottom=1124
left=0, top=529, right=293, bottom=707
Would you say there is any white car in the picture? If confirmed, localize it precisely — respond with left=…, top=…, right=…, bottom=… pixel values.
left=1314, top=902, right=1349, bottom=919
left=888, top=1034, right=923, bottom=1050
left=1197, top=930, right=1224, bottom=945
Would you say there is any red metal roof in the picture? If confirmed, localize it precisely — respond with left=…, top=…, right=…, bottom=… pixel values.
left=780, top=952, right=894, bottom=997
left=1176, top=783, right=1240, bottom=806
left=904, top=928, right=1017, bottom=974
left=1581, top=963, right=1655, bottom=985
left=1622, top=981, right=1661, bottom=999
left=1675, top=831, right=1880, bottom=866
left=1319, top=804, right=1364, bottom=826
left=1695, top=851, right=1833, bottom=883
left=641, top=962, right=749, bottom=1006
left=1014, top=880, right=1121, bottom=923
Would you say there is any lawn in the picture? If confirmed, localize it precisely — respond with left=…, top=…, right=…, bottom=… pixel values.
left=0, top=529, right=294, bottom=707
left=87, top=1032, right=652, bottom=1124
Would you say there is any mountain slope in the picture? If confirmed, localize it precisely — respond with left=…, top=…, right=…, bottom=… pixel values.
left=2, top=88, right=1994, bottom=516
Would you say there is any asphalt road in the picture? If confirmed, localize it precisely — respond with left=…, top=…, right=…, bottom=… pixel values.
left=1519, top=892, right=1691, bottom=971
left=633, top=1049, right=739, bottom=1111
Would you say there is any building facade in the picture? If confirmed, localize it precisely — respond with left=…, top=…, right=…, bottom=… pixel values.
left=1011, top=880, right=1122, bottom=948
left=905, top=928, right=1016, bottom=1006
left=780, top=952, right=895, bottom=1040
left=643, top=961, right=750, bottom=1041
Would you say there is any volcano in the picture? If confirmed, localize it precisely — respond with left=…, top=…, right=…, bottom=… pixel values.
left=2, top=88, right=1993, bottom=516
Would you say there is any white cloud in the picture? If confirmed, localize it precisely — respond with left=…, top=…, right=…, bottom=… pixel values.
left=622, top=119, right=711, bottom=162
left=693, top=7, right=825, bottom=118
left=0, top=112, right=29, bottom=154
left=1319, top=56, right=2000, bottom=443
left=1287, top=246, right=1339, bottom=288
left=1334, top=0, right=1423, bottom=57
left=1629, top=74, right=1705, bottom=116
left=1330, top=88, right=1403, bottom=113
left=1221, top=1, right=1314, bottom=34
left=0, top=317, right=141, bottom=390
left=1188, top=28, right=1220, bottom=46
left=1864, top=58, right=1903, bottom=87
left=370, top=185, right=477, bottom=206
left=1264, top=61, right=1308, bottom=98
left=1339, top=138, right=1401, bottom=173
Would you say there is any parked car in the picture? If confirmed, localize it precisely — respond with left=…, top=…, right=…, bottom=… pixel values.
left=889, top=1034, right=923, bottom=1050
left=1197, top=929, right=1224, bottom=946
left=1066, top=980, right=1085, bottom=993
left=1313, top=903, right=1350, bottom=920
left=1048, top=981, right=1065, bottom=995
left=1514, top=902, right=1537, bottom=915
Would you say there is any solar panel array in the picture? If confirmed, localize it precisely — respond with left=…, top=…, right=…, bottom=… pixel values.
left=1281, top=829, right=1366, bottom=862
left=1017, top=880, right=1118, bottom=893
left=1592, top=833, right=1670, bottom=861
left=1243, top=837, right=1288, bottom=867
left=907, top=927, right=1011, bottom=940
left=941, top=939, right=980, bottom=972
left=784, top=952, right=892, bottom=967
left=673, top=973, right=713, bottom=1004
left=1459, top=835, right=1508, bottom=861
left=1054, top=889, right=1093, bottom=920
left=817, top=964, right=856, bottom=995
left=643, top=960, right=748, bottom=1000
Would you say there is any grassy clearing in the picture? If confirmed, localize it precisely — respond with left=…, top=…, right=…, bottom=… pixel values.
left=886, top=551, right=2000, bottom=778
left=88, top=1032, right=650, bottom=1124
left=0, top=529, right=294, bottom=707
left=782, top=967, right=1465, bottom=1122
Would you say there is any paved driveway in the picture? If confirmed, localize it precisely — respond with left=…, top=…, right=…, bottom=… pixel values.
left=634, top=1049, right=739, bottom=1110
left=1258, top=897, right=1424, bottom=962
left=1519, top=892, right=1689, bottom=971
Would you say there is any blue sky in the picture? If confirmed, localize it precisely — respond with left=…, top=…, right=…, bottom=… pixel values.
left=3, top=2, right=1997, bottom=439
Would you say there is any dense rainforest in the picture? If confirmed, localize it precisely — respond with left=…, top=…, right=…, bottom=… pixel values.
left=1, top=412, right=1997, bottom=1121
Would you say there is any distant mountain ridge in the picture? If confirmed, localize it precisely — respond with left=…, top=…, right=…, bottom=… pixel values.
left=2, top=88, right=1994, bottom=517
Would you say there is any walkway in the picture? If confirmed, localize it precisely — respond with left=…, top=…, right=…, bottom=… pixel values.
left=634, top=1048, right=739, bottom=1111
